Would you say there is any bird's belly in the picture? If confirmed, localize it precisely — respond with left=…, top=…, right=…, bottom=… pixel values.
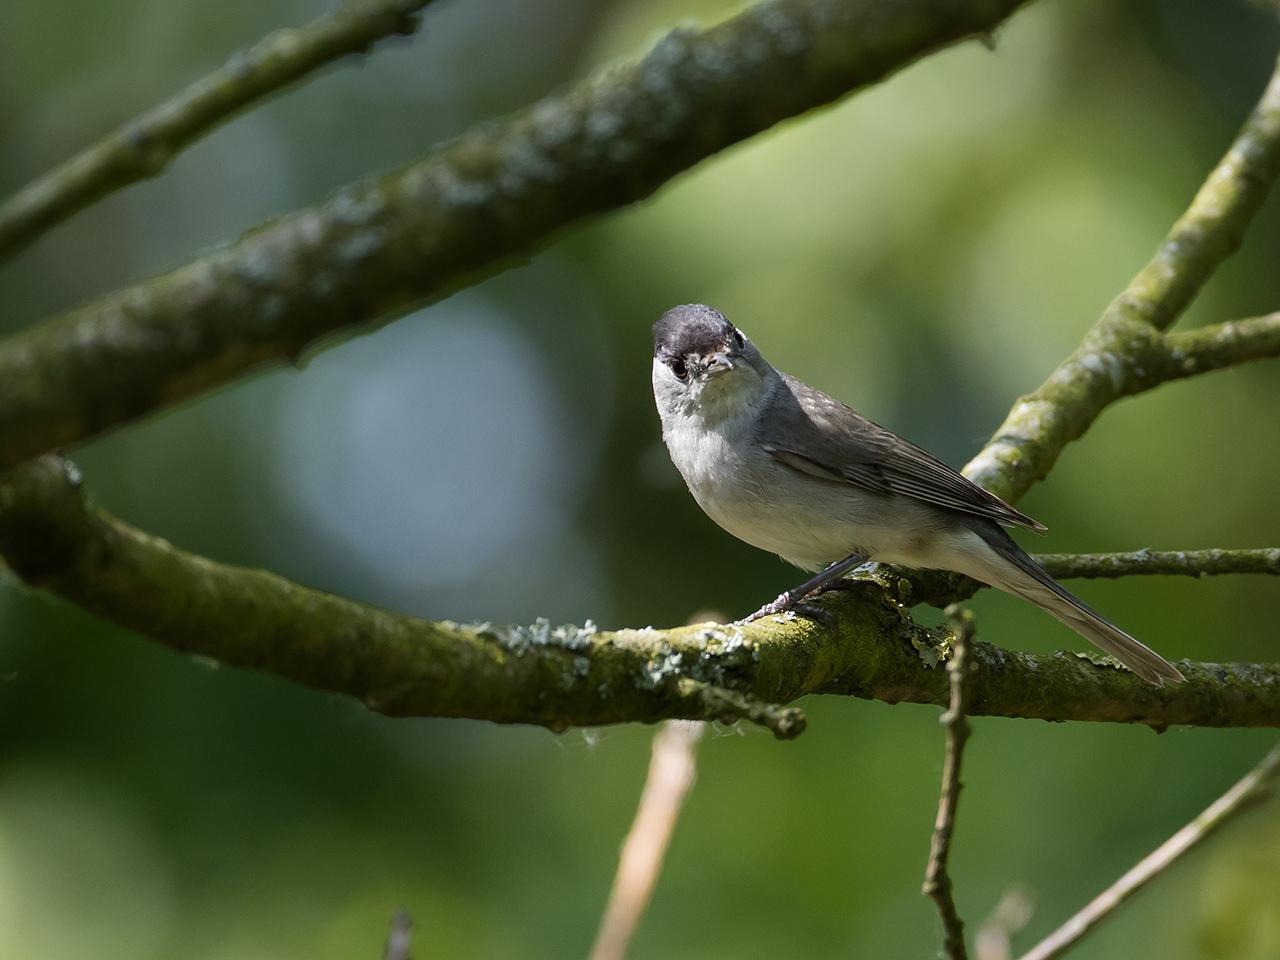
left=664, top=415, right=955, bottom=572
left=691, top=462, right=944, bottom=572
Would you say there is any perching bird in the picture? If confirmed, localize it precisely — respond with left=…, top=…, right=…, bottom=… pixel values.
left=650, top=303, right=1184, bottom=685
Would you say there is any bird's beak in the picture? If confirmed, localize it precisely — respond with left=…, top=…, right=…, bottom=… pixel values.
left=702, top=352, right=735, bottom=378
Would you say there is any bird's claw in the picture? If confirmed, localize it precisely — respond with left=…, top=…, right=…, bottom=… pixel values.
left=739, top=592, right=836, bottom=628
left=740, top=590, right=797, bottom=623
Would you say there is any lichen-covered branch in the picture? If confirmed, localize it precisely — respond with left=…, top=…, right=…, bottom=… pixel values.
left=965, top=58, right=1280, bottom=503
left=2, top=456, right=1277, bottom=734
left=0, top=0, right=434, bottom=263
left=0, top=0, right=1034, bottom=471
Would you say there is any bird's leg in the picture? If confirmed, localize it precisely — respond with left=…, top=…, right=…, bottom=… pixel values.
left=741, top=553, right=870, bottom=623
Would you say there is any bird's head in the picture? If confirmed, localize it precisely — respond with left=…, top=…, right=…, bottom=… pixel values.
left=651, top=304, right=773, bottom=420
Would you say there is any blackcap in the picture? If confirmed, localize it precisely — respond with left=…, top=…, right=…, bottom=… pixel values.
left=651, top=303, right=1184, bottom=685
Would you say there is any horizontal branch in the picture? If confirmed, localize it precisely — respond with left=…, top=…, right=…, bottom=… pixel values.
left=0, top=0, right=434, bottom=263
left=0, top=0, right=1033, bottom=471
left=873, top=546, right=1280, bottom=609
left=1037, top=548, right=1280, bottom=580
left=2, top=456, right=1277, bottom=735
left=965, top=57, right=1280, bottom=504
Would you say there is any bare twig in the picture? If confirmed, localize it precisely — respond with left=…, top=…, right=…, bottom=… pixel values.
left=0, top=0, right=435, bottom=262
left=1017, top=742, right=1280, bottom=960
left=588, top=721, right=705, bottom=960
left=382, top=909, right=413, bottom=960
left=923, top=607, right=978, bottom=960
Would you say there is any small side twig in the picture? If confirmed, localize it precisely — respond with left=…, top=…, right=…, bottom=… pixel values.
left=1017, top=741, right=1280, bottom=960
left=1162, top=312, right=1280, bottom=379
left=382, top=909, right=413, bottom=960
left=676, top=677, right=807, bottom=740
left=924, top=607, right=978, bottom=960
left=588, top=721, right=705, bottom=960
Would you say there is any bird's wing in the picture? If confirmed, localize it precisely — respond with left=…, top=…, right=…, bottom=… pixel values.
left=755, top=374, right=1046, bottom=533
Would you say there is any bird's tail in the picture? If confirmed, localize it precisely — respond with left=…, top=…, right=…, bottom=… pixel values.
left=974, top=526, right=1185, bottom=686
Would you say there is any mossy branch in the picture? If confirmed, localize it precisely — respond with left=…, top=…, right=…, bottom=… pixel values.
left=964, top=59, right=1280, bottom=504
left=2, top=456, right=1277, bottom=737
left=0, top=0, right=435, bottom=263
left=0, top=0, right=1034, bottom=471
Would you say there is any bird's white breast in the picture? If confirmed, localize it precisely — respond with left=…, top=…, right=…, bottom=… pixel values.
left=655, top=365, right=963, bottom=572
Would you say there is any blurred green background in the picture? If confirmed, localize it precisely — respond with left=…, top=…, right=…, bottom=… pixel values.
left=3, top=0, right=1280, bottom=957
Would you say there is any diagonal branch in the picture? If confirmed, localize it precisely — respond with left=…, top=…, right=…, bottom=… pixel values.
left=2, top=456, right=1278, bottom=734
left=0, top=0, right=436, bottom=263
left=1016, top=741, right=1280, bottom=960
left=589, top=721, right=705, bottom=960
left=0, top=0, right=1034, bottom=471
left=964, top=58, right=1280, bottom=504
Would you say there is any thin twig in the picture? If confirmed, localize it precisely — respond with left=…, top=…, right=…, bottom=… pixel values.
left=382, top=909, right=413, bottom=960
left=588, top=721, right=705, bottom=960
left=0, top=0, right=435, bottom=261
left=883, top=546, right=1280, bottom=610
left=924, top=607, right=978, bottom=960
left=1017, top=741, right=1280, bottom=960
left=1037, top=547, right=1280, bottom=580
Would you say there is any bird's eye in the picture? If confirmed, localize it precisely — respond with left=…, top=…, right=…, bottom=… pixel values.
left=732, top=329, right=744, bottom=349
left=669, top=357, right=688, bottom=381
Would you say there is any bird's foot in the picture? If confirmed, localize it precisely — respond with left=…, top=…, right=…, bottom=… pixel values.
left=739, top=591, right=833, bottom=627
left=738, top=554, right=871, bottom=627
left=740, top=590, right=798, bottom=623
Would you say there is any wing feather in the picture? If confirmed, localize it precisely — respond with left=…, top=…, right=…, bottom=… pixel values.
left=756, top=374, right=1046, bottom=533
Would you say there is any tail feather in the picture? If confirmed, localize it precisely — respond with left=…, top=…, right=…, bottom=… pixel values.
left=975, top=526, right=1185, bottom=686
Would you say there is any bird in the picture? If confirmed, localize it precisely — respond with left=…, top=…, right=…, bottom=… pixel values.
left=650, top=303, right=1184, bottom=685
